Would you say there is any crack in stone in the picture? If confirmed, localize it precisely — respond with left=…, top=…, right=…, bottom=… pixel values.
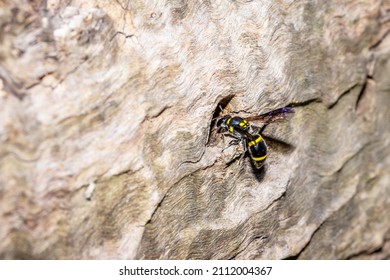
left=369, top=28, right=390, bottom=50
left=328, top=82, right=361, bottom=109
left=355, top=76, right=369, bottom=110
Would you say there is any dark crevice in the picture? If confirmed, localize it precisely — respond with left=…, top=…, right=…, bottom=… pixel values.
left=284, top=255, right=298, bottom=260
left=103, top=166, right=144, bottom=182
left=112, top=0, right=133, bottom=43
left=282, top=220, right=324, bottom=260
left=143, top=192, right=167, bottom=229
left=368, top=29, right=390, bottom=50
left=207, top=94, right=235, bottom=145
left=286, top=97, right=322, bottom=108
left=211, top=94, right=235, bottom=121
left=110, top=31, right=134, bottom=42
left=141, top=105, right=172, bottom=123
left=225, top=152, right=243, bottom=168
left=347, top=239, right=390, bottom=260
left=25, top=71, right=55, bottom=90
left=177, top=146, right=207, bottom=168
left=355, top=77, right=370, bottom=110
left=328, top=82, right=360, bottom=109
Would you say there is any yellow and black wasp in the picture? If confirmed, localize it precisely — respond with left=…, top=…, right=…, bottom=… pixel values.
left=216, top=107, right=294, bottom=168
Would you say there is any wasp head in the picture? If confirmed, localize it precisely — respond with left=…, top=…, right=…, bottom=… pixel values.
left=216, top=115, right=231, bottom=133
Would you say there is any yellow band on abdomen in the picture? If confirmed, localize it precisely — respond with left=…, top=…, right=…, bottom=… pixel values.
left=248, top=135, right=263, bottom=147
left=251, top=154, right=267, bottom=161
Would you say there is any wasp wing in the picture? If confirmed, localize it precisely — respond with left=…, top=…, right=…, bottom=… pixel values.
left=234, top=128, right=258, bottom=141
left=246, top=107, right=294, bottom=124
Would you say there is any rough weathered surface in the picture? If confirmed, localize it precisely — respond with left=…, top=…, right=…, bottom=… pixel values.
left=0, top=0, right=389, bottom=259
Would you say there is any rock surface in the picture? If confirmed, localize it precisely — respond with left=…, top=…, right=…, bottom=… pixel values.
left=0, top=0, right=389, bottom=259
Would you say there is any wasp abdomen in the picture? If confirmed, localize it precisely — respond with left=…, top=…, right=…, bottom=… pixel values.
left=248, top=135, right=267, bottom=162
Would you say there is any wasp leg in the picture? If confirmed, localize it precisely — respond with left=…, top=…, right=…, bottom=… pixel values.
left=237, top=138, right=247, bottom=166
left=221, top=134, right=241, bottom=152
left=220, top=131, right=239, bottom=142
left=229, top=139, right=241, bottom=145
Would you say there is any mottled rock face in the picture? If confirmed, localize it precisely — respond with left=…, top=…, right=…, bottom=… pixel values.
left=0, top=0, right=389, bottom=259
